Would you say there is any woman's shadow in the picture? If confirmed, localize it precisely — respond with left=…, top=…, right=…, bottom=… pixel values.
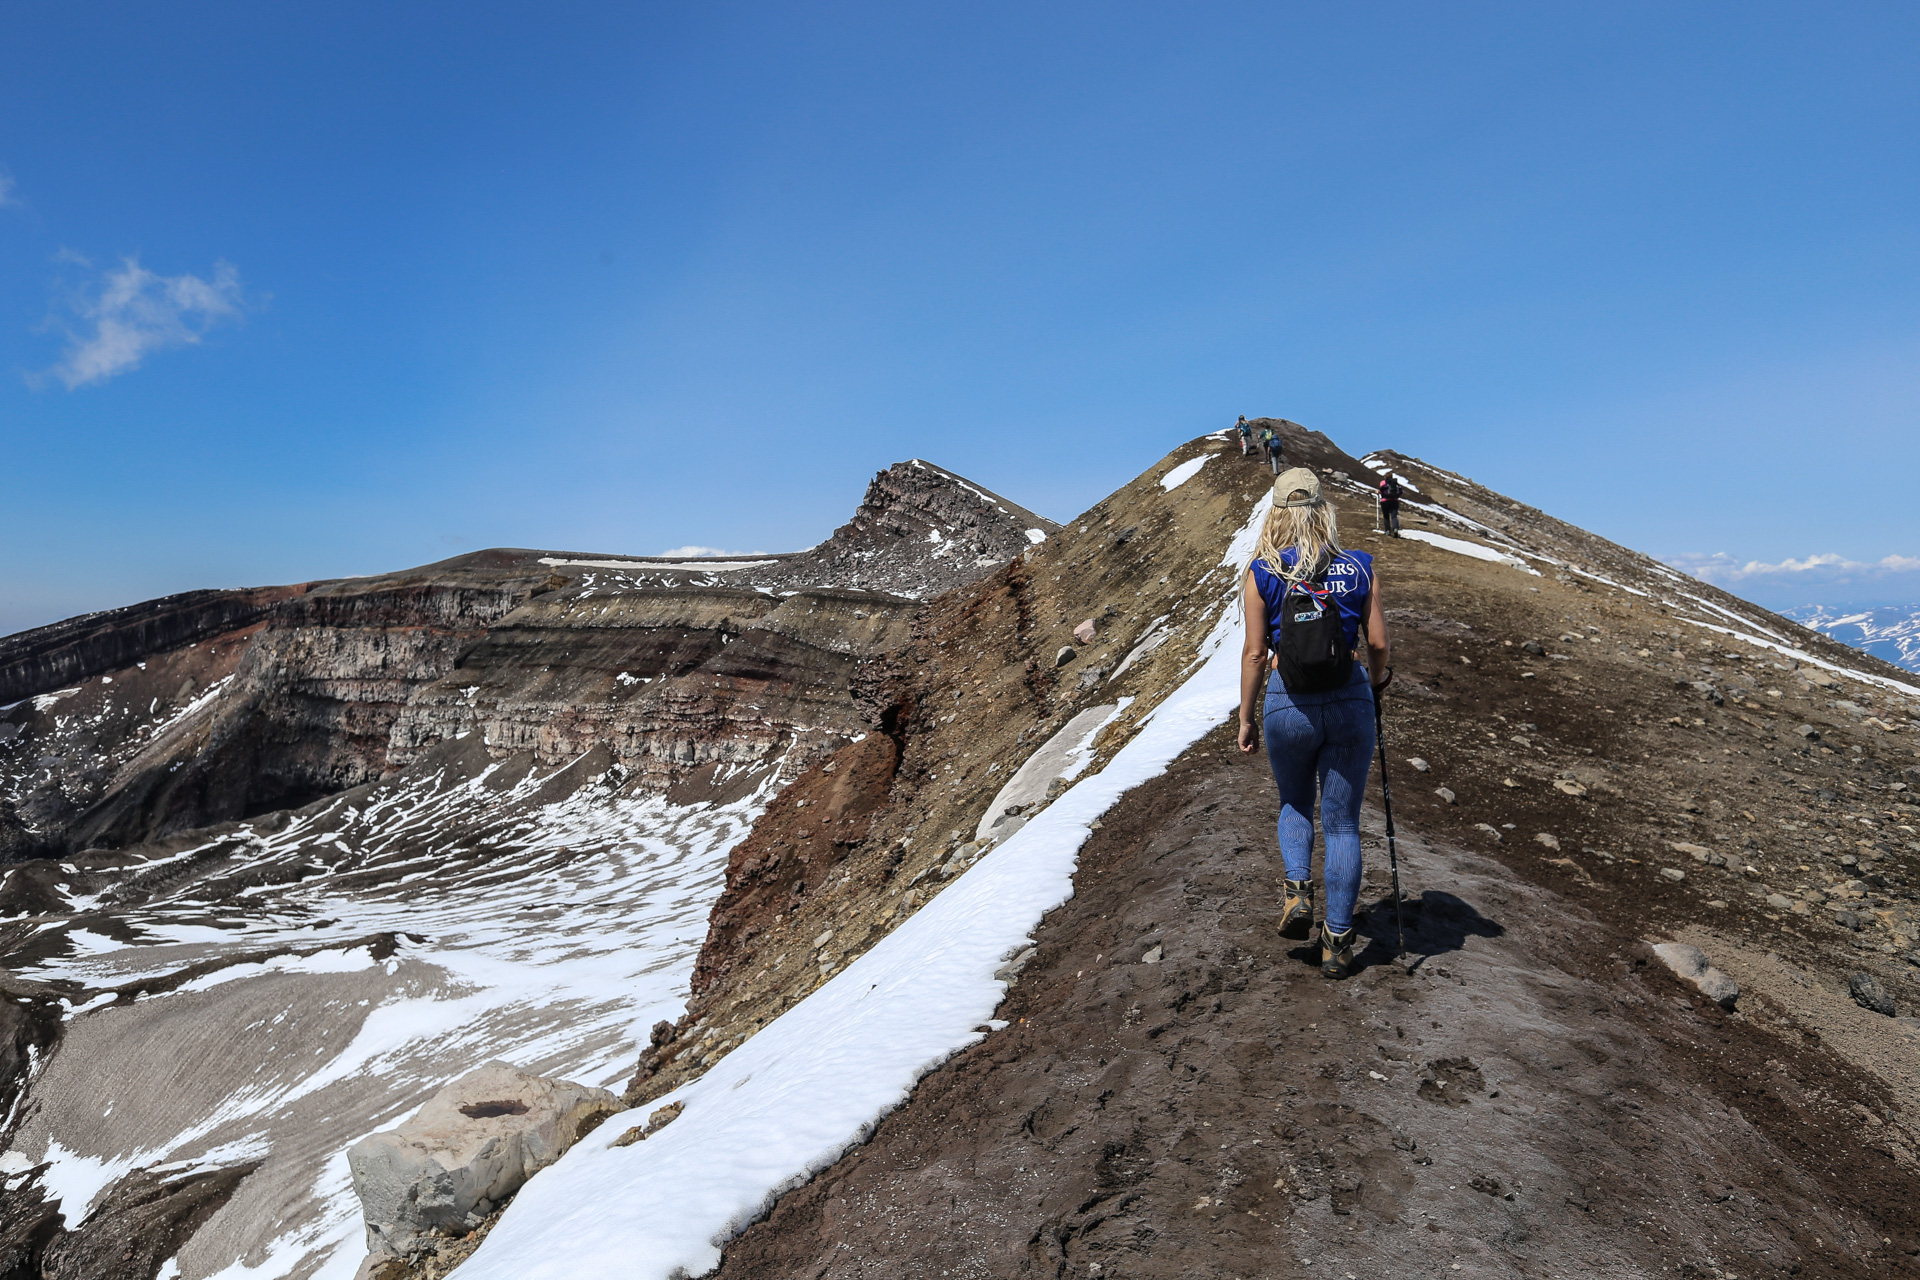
left=1283, top=890, right=1503, bottom=974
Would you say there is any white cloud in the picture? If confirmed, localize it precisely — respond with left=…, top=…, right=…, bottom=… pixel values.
left=0, top=172, right=17, bottom=208
left=656, top=545, right=766, bottom=558
left=44, top=255, right=244, bottom=389
left=1666, top=551, right=1920, bottom=583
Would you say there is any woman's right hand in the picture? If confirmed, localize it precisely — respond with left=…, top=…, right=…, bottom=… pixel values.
left=1238, top=717, right=1259, bottom=754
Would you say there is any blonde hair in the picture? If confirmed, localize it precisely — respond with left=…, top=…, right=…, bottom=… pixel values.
left=1252, top=496, right=1343, bottom=587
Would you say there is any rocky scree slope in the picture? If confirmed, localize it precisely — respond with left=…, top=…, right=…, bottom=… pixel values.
left=0, top=461, right=1048, bottom=1280
left=459, top=425, right=1920, bottom=1278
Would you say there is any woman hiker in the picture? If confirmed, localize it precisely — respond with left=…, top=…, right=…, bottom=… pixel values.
left=1236, top=467, right=1393, bottom=979
left=1376, top=472, right=1403, bottom=537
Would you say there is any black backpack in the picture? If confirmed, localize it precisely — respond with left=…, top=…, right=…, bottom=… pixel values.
left=1274, top=558, right=1357, bottom=693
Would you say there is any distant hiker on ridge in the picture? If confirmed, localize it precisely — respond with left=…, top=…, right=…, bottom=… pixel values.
left=1377, top=472, right=1402, bottom=537
left=1260, top=424, right=1283, bottom=474
left=1236, top=415, right=1253, bottom=456
left=1237, top=467, right=1392, bottom=980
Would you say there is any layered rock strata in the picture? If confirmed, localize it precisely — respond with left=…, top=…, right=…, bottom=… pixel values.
left=0, top=584, right=309, bottom=706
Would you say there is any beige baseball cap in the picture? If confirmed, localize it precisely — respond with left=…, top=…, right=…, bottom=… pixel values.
left=1272, top=467, right=1323, bottom=508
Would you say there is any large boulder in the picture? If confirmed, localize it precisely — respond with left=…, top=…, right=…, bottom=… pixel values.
left=1848, top=971, right=1896, bottom=1016
left=347, top=1061, right=621, bottom=1261
left=1650, top=942, right=1739, bottom=1010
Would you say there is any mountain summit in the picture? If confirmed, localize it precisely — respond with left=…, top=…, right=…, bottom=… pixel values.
left=3, top=428, right=1918, bottom=1279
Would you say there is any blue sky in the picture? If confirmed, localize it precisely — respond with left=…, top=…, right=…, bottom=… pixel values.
left=2, top=2, right=1917, bottom=634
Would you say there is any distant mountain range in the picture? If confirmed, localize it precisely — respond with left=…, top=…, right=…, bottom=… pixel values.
left=1787, top=603, right=1920, bottom=675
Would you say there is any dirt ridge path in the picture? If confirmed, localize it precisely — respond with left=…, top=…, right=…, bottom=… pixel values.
left=713, top=723, right=1917, bottom=1278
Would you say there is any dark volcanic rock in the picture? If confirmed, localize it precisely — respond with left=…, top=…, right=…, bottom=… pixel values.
left=0, top=1159, right=260, bottom=1280
left=37, top=1161, right=260, bottom=1280
left=686, top=735, right=900, bottom=1031
left=1849, top=971, right=1896, bottom=1016
left=0, top=1169, right=63, bottom=1279
left=0, top=980, right=63, bottom=1143
left=6, top=573, right=543, bottom=855
left=0, top=585, right=308, bottom=705
left=792, top=460, right=1057, bottom=599
left=385, top=587, right=917, bottom=793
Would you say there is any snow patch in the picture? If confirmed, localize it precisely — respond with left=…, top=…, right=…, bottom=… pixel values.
left=150, top=674, right=236, bottom=737
left=1159, top=454, right=1215, bottom=492
left=1108, top=616, right=1171, bottom=684
left=1673, top=616, right=1920, bottom=699
left=1358, top=454, right=1422, bottom=494
left=538, top=558, right=779, bottom=572
left=36, top=1137, right=144, bottom=1223
left=975, top=702, right=1131, bottom=843
left=1397, top=530, right=1540, bottom=574
left=1562, top=565, right=1650, bottom=598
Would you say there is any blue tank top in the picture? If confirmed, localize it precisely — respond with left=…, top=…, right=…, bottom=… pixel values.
left=1250, top=549, right=1374, bottom=652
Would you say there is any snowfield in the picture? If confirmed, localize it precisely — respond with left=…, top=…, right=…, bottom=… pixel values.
left=5, top=756, right=784, bottom=1279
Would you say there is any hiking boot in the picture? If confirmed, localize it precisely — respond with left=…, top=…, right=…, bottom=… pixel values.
left=1278, top=879, right=1315, bottom=941
left=1321, top=926, right=1356, bottom=979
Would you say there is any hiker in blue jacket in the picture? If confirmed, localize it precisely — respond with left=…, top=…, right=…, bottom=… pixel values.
left=1259, top=425, right=1283, bottom=474
left=1237, top=467, right=1393, bottom=978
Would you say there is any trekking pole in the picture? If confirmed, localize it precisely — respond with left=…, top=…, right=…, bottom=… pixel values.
left=1371, top=686, right=1406, bottom=958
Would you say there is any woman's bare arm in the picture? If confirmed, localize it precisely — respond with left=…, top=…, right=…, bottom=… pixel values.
left=1238, top=570, right=1267, bottom=754
left=1364, top=566, right=1392, bottom=689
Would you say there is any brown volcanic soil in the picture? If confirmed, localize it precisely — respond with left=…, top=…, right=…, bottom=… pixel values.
left=713, top=723, right=1918, bottom=1279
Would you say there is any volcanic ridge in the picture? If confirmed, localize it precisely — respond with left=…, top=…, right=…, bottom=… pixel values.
left=3, top=426, right=1920, bottom=1280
